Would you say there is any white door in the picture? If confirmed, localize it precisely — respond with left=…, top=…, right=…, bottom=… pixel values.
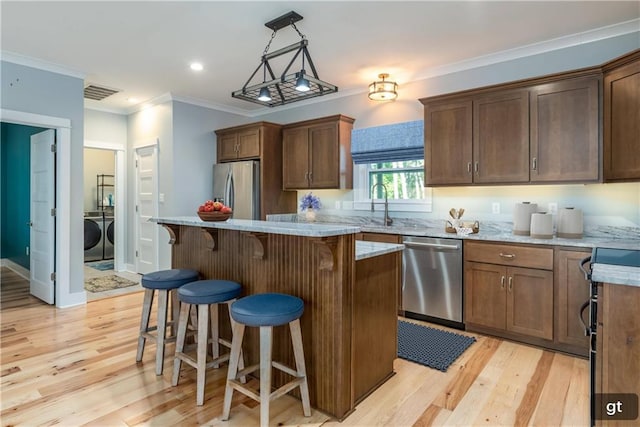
left=30, top=129, right=56, bottom=304
left=135, top=145, right=158, bottom=274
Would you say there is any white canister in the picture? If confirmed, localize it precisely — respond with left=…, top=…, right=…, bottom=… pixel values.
left=513, top=202, right=538, bottom=235
left=530, top=213, right=554, bottom=239
left=557, top=207, right=583, bottom=239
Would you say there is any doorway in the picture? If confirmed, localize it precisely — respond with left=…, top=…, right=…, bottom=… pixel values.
left=0, top=109, right=79, bottom=308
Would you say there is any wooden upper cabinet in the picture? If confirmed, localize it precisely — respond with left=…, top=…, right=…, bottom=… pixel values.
left=473, top=90, right=530, bottom=183
left=282, top=115, right=354, bottom=190
left=424, top=100, right=473, bottom=185
left=215, top=125, right=261, bottom=162
left=282, top=126, right=310, bottom=189
left=603, top=50, right=640, bottom=182
left=530, top=75, right=601, bottom=183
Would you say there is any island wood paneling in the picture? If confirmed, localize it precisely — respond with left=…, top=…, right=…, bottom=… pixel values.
left=169, top=225, right=356, bottom=419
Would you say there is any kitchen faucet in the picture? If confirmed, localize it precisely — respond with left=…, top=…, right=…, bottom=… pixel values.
left=371, top=183, right=393, bottom=226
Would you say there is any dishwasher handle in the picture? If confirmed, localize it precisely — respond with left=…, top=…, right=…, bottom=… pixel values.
left=403, top=241, right=460, bottom=250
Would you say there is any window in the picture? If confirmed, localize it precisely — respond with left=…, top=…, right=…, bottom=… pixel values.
left=369, top=160, right=426, bottom=200
left=353, top=159, right=432, bottom=212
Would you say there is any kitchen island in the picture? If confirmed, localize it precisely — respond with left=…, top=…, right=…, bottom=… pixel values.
left=151, top=217, right=403, bottom=420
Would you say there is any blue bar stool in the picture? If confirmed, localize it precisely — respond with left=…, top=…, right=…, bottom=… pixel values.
left=136, top=268, right=199, bottom=375
left=222, top=293, right=311, bottom=427
left=172, top=279, right=245, bottom=406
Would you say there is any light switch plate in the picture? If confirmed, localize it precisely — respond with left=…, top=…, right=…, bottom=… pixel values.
left=492, top=202, right=500, bottom=214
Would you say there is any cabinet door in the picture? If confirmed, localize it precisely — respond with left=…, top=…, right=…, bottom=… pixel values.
left=555, top=249, right=590, bottom=354
left=604, top=57, right=640, bottom=181
left=530, top=75, right=600, bottom=182
left=236, top=128, right=261, bottom=159
left=308, top=122, right=339, bottom=188
left=217, top=133, right=238, bottom=162
left=506, top=266, right=553, bottom=340
left=598, top=283, right=640, bottom=403
left=465, top=262, right=506, bottom=330
left=424, top=100, right=473, bottom=185
left=473, top=90, right=530, bottom=183
left=282, top=127, right=310, bottom=189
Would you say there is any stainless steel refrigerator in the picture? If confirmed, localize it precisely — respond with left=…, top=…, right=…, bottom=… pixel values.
left=212, top=160, right=260, bottom=220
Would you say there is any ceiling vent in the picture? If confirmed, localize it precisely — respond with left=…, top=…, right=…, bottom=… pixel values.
left=84, top=84, right=120, bottom=101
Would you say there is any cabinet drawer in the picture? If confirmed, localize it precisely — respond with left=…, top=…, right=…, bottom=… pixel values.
left=465, top=241, right=553, bottom=270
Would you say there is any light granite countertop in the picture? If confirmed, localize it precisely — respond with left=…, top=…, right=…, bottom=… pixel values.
left=355, top=241, right=404, bottom=261
left=151, top=216, right=361, bottom=238
left=592, top=263, right=640, bottom=287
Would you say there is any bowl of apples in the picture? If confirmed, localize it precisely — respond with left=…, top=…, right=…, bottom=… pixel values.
left=197, top=200, right=233, bottom=221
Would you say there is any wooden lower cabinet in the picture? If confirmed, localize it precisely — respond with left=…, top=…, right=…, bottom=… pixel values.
left=555, top=248, right=590, bottom=356
left=596, top=282, right=640, bottom=426
left=465, top=261, right=553, bottom=340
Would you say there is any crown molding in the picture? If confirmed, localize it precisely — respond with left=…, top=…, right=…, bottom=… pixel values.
left=170, top=94, right=254, bottom=117
left=410, top=19, right=640, bottom=85
left=0, top=50, right=85, bottom=79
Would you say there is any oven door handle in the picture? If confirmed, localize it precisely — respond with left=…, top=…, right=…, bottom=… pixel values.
left=579, top=299, right=591, bottom=336
left=579, top=256, right=592, bottom=281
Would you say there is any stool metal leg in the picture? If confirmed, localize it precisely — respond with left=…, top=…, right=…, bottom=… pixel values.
left=222, top=321, right=246, bottom=421
left=290, top=319, right=311, bottom=416
left=259, top=326, right=273, bottom=427
left=172, top=302, right=191, bottom=386
left=155, top=289, right=169, bottom=375
left=136, top=289, right=154, bottom=362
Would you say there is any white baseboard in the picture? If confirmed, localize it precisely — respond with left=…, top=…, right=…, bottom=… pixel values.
left=124, top=263, right=137, bottom=273
left=1, top=259, right=30, bottom=280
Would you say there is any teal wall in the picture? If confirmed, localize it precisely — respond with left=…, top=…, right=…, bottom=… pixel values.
left=1, top=122, right=47, bottom=269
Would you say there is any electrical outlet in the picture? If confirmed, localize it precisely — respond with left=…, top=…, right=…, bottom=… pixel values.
left=548, top=202, right=558, bottom=215
left=159, top=193, right=165, bottom=203
left=492, top=202, right=500, bottom=214
left=334, top=201, right=341, bottom=209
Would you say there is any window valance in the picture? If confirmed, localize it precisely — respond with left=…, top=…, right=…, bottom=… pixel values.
left=350, top=120, right=424, bottom=164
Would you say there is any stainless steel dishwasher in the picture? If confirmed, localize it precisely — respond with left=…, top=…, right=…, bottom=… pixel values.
left=402, top=236, right=464, bottom=329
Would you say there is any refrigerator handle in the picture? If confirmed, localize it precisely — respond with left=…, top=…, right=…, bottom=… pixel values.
left=226, top=169, right=235, bottom=211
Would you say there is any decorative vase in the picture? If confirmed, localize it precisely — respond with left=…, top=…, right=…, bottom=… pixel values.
left=305, top=208, right=316, bottom=222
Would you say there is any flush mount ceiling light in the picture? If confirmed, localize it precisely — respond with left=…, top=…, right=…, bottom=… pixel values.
left=232, top=11, right=338, bottom=107
left=368, top=73, right=398, bottom=101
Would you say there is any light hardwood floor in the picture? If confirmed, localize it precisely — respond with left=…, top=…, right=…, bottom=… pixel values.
left=0, top=278, right=589, bottom=426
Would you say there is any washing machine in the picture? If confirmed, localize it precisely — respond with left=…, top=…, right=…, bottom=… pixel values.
left=84, top=211, right=104, bottom=261
left=104, top=215, right=114, bottom=260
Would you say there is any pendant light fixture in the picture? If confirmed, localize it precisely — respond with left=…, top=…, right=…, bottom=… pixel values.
left=232, top=11, right=338, bottom=107
left=368, top=73, right=398, bottom=101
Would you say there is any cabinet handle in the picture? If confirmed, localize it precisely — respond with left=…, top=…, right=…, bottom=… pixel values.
left=501, top=276, right=506, bottom=290
left=309, top=171, right=313, bottom=182
left=467, top=162, right=472, bottom=174
left=474, top=161, right=479, bottom=174
left=304, top=172, right=309, bottom=181
left=532, top=157, right=537, bottom=171
left=499, top=253, right=516, bottom=259
left=508, top=276, right=513, bottom=292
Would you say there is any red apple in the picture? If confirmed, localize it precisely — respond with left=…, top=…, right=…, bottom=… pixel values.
left=220, top=206, right=232, bottom=214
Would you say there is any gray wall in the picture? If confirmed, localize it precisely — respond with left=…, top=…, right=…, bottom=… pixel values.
left=1, top=60, right=85, bottom=294
left=85, top=109, right=127, bottom=143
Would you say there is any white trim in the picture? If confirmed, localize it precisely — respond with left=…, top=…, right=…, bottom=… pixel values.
left=84, top=139, right=125, bottom=151
left=1, top=259, right=30, bottom=280
left=1, top=50, right=86, bottom=79
left=84, top=140, right=127, bottom=272
left=133, top=137, right=159, bottom=149
left=1, top=108, right=86, bottom=308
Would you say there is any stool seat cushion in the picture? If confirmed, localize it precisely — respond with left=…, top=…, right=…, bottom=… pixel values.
left=141, top=268, right=199, bottom=290
left=231, top=293, right=304, bottom=327
left=178, top=280, right=242, bottom=304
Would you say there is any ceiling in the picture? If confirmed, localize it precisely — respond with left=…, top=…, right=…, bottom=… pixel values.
left=2, top=1, right=638, bottom=115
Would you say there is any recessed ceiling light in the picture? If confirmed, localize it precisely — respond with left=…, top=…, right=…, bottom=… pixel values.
left=127, top=97, right=138, bottom=103
left=190, top=62, right=203, bottom=71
